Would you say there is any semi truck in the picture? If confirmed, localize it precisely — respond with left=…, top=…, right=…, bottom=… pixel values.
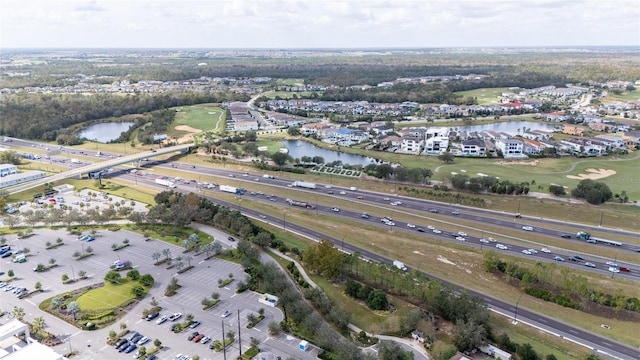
left=219, top=185, right=245, bottom=195
left=291, top=181, right=316, bottom=189
left=393, top=260, right=408, bottom=272
left=70, top=158, right=82, bottom=164
left=577, top=231, right=622, bottom=246
left=287, top=199, right=315, bottom=209
left=155, top=178, right=176, bottom=188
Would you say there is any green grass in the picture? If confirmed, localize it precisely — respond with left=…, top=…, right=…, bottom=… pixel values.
left=264, top=91, right=314, bottom=99
left=255, top=139, right=287, bottom=153
left=602, top=89, right=640, bottom=102
left=76, top=281, right=141, bottom=311
left=454, top=87, right=512, bottom=105
left=173, top=103, right=225, bottom=133
left=275, top=78, right=305, bottom=86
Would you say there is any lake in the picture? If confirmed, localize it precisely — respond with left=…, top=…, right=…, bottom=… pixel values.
left=283, top=140, right=374, bottom=166
left=78, top=122, right=134, bottom=143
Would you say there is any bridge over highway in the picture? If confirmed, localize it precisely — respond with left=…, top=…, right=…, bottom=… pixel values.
left=5, top=143, right=194, bottom=195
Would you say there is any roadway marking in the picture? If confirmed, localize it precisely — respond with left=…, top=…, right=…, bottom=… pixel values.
left=538, top=318, right=547, bottom=323
left=253, top=328, right=261, bottom=332
left=71, top=330, right=82, bottom=337
left=135, top=319, right=143, bottom=324
left=198, top=260, right=205, bottom=264
left=26, top=300, right=35, bottom=306
left=99, top=345, right=108, bottom=351
left=568, top=329, right=578, bottom=334
left=230, top=294, right=237, bottom=298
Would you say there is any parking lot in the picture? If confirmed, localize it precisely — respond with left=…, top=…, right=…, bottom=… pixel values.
left=0, top=227, right=308, bottom=360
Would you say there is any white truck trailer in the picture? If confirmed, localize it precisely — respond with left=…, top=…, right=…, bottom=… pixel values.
left=155, top=178, right=176, bottom=188
left=291, top=181, right=317, bottom=189
left=393, top=260, right=408, bottom=272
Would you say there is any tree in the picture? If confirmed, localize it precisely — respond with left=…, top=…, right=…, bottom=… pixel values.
left=366, top=290, right=389, bottom=310
left=152, top=252, right=161, bottom=264
left=162, top=248, right=172, bottom=260
left=33, top=316, right=47, bottom=334
left=35, top=281, right=42, bottom=291
left=104, top=270, right=122, bottom=284
left=67, top=302, right=80, bottom=320
left=377, top=340, right=415, bottom=360
left=51, top=296, right=63, bottom=310
left=7, top=270, right=14, bottom=277
left=548, top=184, right=566, bottom=196
left=153, top=339, right=162, bottom=348
left=127, top=269, right=141, bottom=280
left=253, top=232, right=273, bottom=247
left=571, top=179, right=612, bottom=205
left=267, top=321, right=281, bottom=336
left=78, top=270, right=87, bottom=279
left=517, top=343, right=540, bottom=360
left=452, top=319, right=487, bottom=352
left=140, top=274, right=155, bottom=287
left=270, top=151, right=290, bottom=166
left=250, top=336, right=260, bottom=348
left=438, top=151, right=455, bottom=163
left=131, top=285, right=146, bottom=298
left=546, top=354, right=558, bottom=360
left=12, top=307, right=25, bottom=321
left=49, top=258, right=57, bottom=265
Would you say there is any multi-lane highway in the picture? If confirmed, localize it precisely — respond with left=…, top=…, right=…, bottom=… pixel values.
left=114, top=171, right=640, bottom=360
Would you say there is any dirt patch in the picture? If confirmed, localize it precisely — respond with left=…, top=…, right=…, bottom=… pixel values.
left=495, top=160, right=539, bottom=166
left=566, top=168, right=616, bottom=180
left=437, top=255, right=456, bottom=266
left=172, top=125, right=201, bottom=143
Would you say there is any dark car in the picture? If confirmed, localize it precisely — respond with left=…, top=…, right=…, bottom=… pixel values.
left=417, top=228, right=426, bottom=233
left=117, top=340, right=130, bottom=352
left=130, top=334, right=144, bottom=344
left=146, top=312, right=160, bottom=321
left=123, top=344, right=138, bottom=354
left=573, top=255, right=584, bottom=261
left=560, top=234, right=572, bottom=238
left=169, top=323, right=179, bottom=332
left=144, top=355, right=157, bottom=360
left=187, top=331, right=199, bottom=341
left=429, top=209, right=439, bottom=213
left=128, top=332, right=140, bottom=341
left=568, top=256, right=581, bottom=262
left=115, top=338, right=128, bottom=348
left=227, top=236, right=236, bottom=242
left=1, top=251, right=12, bottom=258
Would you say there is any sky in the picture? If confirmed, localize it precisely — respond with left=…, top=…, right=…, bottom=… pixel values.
left=1, top=0, right=639, bottom=49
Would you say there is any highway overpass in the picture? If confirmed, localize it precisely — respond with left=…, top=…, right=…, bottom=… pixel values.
left=5, top=143, right=194, bottom=195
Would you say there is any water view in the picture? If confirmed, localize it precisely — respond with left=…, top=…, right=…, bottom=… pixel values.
left=78, top=122, right=134, bottom=143
left=283, top=140, right=374, bottom=166
left=454, top=121, right=556, bottom=134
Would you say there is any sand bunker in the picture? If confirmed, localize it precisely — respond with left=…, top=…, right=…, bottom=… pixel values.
left=566, top=168, right=616, bottom=180
left=174, top=125, right=201, bottom=133
left=496, top=160, right=539, bottom=166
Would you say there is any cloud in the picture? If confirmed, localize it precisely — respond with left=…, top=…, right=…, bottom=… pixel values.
left=73, top=0, right=106, bottom=12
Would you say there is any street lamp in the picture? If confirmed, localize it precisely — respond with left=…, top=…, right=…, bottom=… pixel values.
left=283, top=212, right=286, bottom=231
left=513, top=296, right=522, bottom=325
left=71, top=266, right=76, bottom=282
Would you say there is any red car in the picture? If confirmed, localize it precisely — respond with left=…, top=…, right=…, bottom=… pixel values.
left=619, top=267, right=631, bottom=272
left=192, top=334, right=205, bottom=343
left=48, top=199, right=56, bottom=204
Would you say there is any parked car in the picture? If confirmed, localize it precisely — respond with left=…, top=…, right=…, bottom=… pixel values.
left=221, top=310, right=231, bottom=318
left=146, top=312, right=160, bottom=321
left=156, top=315, right=168, bottom=325
left=200, top=336, right=211, bottom=344
left=123, top=344, right=137, bottom=354
left=115, top=339, right=128, bottom=348
left=187, top=332, right=199, bottom=341
left=169, top=313, right=182, bottom=322
left=227, top=236, right=236, bottom=242
left=192, top=334, right=205, bottom=343
left=189, top=321, right=201, bottom=329
left=137, top=336, right=150, bottom=346
left=116, top=340, right=130, bottom=352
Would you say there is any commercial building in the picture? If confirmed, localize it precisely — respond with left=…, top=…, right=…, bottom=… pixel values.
left=0, top=319, right=65, bottom=360
left=0, top=170, right=47, bottom=189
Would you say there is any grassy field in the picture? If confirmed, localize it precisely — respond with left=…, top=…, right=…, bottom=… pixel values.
left=275, top=78, right=305, bottom=86
left=255, top=139, right=287, bottom=153
left=76, top=281, right=142, bottom=310
left=264, top=91, right=314, bottom=99
left=454, top=87, right=512, bottom=105
left=602, top=89, right=640, bottom=102
left=173, top=103, right=225, bottom=133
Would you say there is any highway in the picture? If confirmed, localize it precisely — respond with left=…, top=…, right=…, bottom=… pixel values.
left=116, top=172, right=640, bottom=360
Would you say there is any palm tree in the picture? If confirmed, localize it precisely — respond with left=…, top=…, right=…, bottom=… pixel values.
left=51, top=296, right=63, bottom=310
left=12, top=307, right=25, bottom=321
left=33, top=316, right=46, bottom=334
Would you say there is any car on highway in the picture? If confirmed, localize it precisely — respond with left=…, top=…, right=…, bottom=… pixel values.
left=383, top=197, right=390, bottom=201
left=541, top=248, right=551, bottom=253
left=361, top=213, right=370, bottom=219
left=554, top=256, right=565, bottom=262
left=339, top=191, right=346, bottom=195
left=522, top=226, right=534, bottom=231
left=356, top=196, right=364, bottom=199
left=560, top=233, right=572, bottom=238
left=169, top=313, right=182, bottom=322
left=584, top=262, right=596, bottom=268
left=455, top=236, right=466, bottom=242
left=608, top=267, right=620, bottom=273
left=573, top=255, right=584, bottom=261
left=620, top=267, right=631, bottom=272
left=429, top=209, right=439, bottom=213
left=327, top=190, right=334, bottom=194
left=221, top=310, right=231, bottom=318
left=331, top=207, right=340, bottom=212
left=487, top=237, right=497, bottom=243
left=432, top=229, right=442, bottom=234
left=417, top=228, right=426, bottom=233
left=457, top=231, right=467, bottom=237
left=522, top=249, right=532, bottom=255
left=496, top=244, right=508, bottom=250
left=568, top=256, right=581, bottom=262
left=605, top=261, right=618, bottom=267
left=259, top=214, right=266, bottom=219
left=451, top=210, right=460, bottom=215
left=406, top=223, right=416, bottom=228
left=527, top=249, right=538, bottom=254
left=479, top=238, right=490, bottom=244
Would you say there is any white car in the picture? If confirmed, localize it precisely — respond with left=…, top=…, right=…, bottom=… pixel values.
left=406, top=223, right=416, bottom=228
left=457, top=231, right=467, bottom=237
left=383, top=197, right=390, bottom=201
left=168, top=313, right=182, bottom=322
left=527, top=249, right=538, bottom=254
left=331, top=207, right=340, bottom=212
left=221, top=310, right=231, bottom=318
left=156, top=315, right=168, bottom=325
left=137, top=336, right=150, bottom=346
left=455, top=236, right=466, bottom=241
left=386, top=222, right=396, bottom=226
left=522, top=226, right=534, bottom=231
left=325, top=185, right=332, bottom=189
left=432, top=229, right=442, bottom=234
left=496, top=244, right=508, bottom=250
left=488, top=237, right=497, bottom=243
left=540, top=248, right=551, bottom=253
left=522, top=249, right=532, bottom=255
left=390, top=201, right=399, bottom=206
left=479, top=238, right=490, bottom=244
left=427, top=225, right=436, bottom=230
left=339, top=191, right=346, bottom=195
left=606, top=261, right=618, bottom=267
left=608, top=267, right=620, bottom=273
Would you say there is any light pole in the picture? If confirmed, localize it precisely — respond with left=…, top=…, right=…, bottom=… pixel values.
left=283, top=212, right=286, bottom=232
left=71, top=266, right=76, bottom=282
left=599, top=211, right=604, bottom=227
left=513, top=296, right=521, bottom=325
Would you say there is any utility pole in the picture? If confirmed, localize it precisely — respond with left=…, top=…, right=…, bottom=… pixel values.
left=221, top=320, right=227, bottom=360
left=237, top=309, right=242, bottom=357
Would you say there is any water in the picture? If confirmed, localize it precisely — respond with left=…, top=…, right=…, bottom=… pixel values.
left=282, top=140, right=374, bottom=166
left=78, top=122, right=134, bottom=143
left=452, top=121, right=556, bottom=134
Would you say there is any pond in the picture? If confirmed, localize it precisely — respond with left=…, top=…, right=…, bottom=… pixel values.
left=452, top=121, right=556, bottom=134
left=282, top=140, right=375, bottom=166
left=78, top=122, right=134, bottom=143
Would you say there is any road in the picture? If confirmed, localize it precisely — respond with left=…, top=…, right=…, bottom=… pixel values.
left=116, top=173, right=640, bottom=360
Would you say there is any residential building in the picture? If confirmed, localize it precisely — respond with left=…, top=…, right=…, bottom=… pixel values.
left=399, top=136, right=423, bottom=154
left=461, top=138, right=486, bottom=157
left=562, top=124, right=587, bottom=136
left=300, top=122, right=330, bottom=136
left=495, top=138, right=525, bottom=158
left=424, top=136, right=449, bottom=155
left=410, top=330, right=425, bottom=343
